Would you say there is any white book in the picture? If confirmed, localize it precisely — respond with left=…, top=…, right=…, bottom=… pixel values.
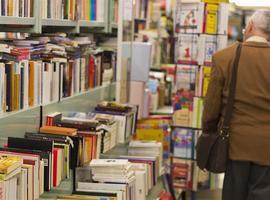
left=78, top=182, right=127, bottom=200
left=0, top=63, right=5, bottom=114
left=4, top=0, right=7, bottom=17
left=97, top=0, right=105, bottom=22
left=42, top=62, right=52, bottom=105
left=23, top=165, right=33, bottom=200
left=218, top=3, right=229, bottom=35
left=39, top=160, right=44, bottom=195
left=19, top=168, right=28, bottom=200
left=217, top=35, right=228, bottom=51
left=74, top=58, right=80, bottom=94
left=90, top=159, right=129, bottom=168
left=135, top=171, right=146, bottom=200
left=21, top=60, right=29, bottom=109
left=76, top=188, right=124, bottom=200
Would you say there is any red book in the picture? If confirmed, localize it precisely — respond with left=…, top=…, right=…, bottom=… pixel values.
left=89, top=56, right=95, bottom=88
left=53, top=148, right=58, bottom=187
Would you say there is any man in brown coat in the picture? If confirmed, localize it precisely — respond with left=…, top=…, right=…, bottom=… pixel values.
left=202, top=10, right=270, bottom=200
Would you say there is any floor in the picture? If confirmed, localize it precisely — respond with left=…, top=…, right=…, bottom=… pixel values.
left=196, top=190, right=222, bottom=200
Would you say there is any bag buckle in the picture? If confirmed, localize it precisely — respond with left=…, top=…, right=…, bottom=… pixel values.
left=219, top=126, right=229, bottom=138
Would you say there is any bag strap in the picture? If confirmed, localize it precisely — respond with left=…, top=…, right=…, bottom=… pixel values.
left=222, top=43, right=243, bottom=132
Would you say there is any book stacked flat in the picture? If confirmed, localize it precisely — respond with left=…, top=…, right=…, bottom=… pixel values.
left=94, top=102, right=138, bottom=144
left=128, top=140, right=163, bottom=176
left=89, top=159, right=135, bottom=184
left=0, top=155, right=23, bottom=200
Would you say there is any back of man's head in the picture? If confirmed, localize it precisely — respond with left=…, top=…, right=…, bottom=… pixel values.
left=251, top=10, right=270, bottom=35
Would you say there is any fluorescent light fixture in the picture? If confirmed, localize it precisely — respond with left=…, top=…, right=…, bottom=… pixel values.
left=230, top=0, right=270, bottom=7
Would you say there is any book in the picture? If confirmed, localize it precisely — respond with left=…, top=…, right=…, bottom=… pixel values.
left=176, top=34, right=199, bottom=65
left=0, top=155, right=23, bottom=174
left=174, top=2, right=204, bottom=34
left=40, top=126, right=77, bottom=136
left=203, top=3, right=219, bottom=34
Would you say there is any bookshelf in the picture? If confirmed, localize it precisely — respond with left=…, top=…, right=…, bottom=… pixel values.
left=0, top=83, right=116, bottom=138
left=0, top=0, right=116, bottom=34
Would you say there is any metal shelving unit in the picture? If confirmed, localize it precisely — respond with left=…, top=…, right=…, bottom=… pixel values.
left=0, top=0, right=116, bottom=34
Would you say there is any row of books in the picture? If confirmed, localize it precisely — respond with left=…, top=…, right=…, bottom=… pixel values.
left=176, top=34, right=227, bottom=65
left=0, top=0, right=33, bottom=17
left=0, top=36, right=116, bottom=113
left=171, top=128, right=220, bottom=191
left=174, top=2, right=229, bottom=35
left=75, top=140, right=164, bottom=200
left=176, top=65, right=212, bottom=98
left=40, top=0, right=117, bottom=22
left=0, top=101, right=138, bottom=199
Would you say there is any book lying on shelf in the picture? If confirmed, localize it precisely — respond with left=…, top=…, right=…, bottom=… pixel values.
left=0, top=154, right=23, bottom=200
left=40, top=126, right=77, bottom=136
left=135, top=116, right=172, bottom=160
left=128, top=140, right=163, bottom=176
left=94, top=102, right=138, bottom=144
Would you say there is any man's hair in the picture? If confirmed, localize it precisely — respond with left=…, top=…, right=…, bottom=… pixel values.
left=251, top=10, right=270, bottom=35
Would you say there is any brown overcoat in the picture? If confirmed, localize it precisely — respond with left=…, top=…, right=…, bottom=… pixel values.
left=202, top=41, right=270, bottom=166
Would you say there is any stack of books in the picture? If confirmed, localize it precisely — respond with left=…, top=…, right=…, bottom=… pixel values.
left=0, top=155, right=23, bottom=200
left=128, top=140, right=163, bottom=176
left=94, top=102, right=138, bottom=144
left=90, top=159, right=135, bottom=184
left=73, top=159, right=136, bottom=200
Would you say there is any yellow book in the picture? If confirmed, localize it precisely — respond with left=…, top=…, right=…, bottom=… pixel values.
left=14, top=74, right=20, bottom=111
left=28, top=61, right=35, bottom=107
left=205, top=4, right=219, bottom=34
left=85, top=0, right=89, bottom=20
left=202, top=0, right=229, bottom=3
left=0, top=156, right=23, bottom=174
left=10, top=63, right=15, bottom=111
left=8, top=0, right=13, bottom=16
left=203, top=66, right=212, bottom=96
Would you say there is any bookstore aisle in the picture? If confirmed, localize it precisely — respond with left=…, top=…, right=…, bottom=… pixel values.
left=0, top=0, right=266, bottom=200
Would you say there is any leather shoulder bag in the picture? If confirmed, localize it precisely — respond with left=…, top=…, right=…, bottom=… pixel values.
left=196, top=43, right=242, bottom=173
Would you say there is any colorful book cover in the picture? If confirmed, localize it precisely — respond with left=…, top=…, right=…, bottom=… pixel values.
left=174, top=2, right=204, bottom=34
left=204, top=3, right=218, bottom=34
left=173, top=128, right=194, bottom=159
left=176, top=34, right=199, bottom=65
left=204, top=35, right=217, bottom=65
left=172, top=158, right=194, bottom=189
left=202, top=66, right=211, bottom=96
